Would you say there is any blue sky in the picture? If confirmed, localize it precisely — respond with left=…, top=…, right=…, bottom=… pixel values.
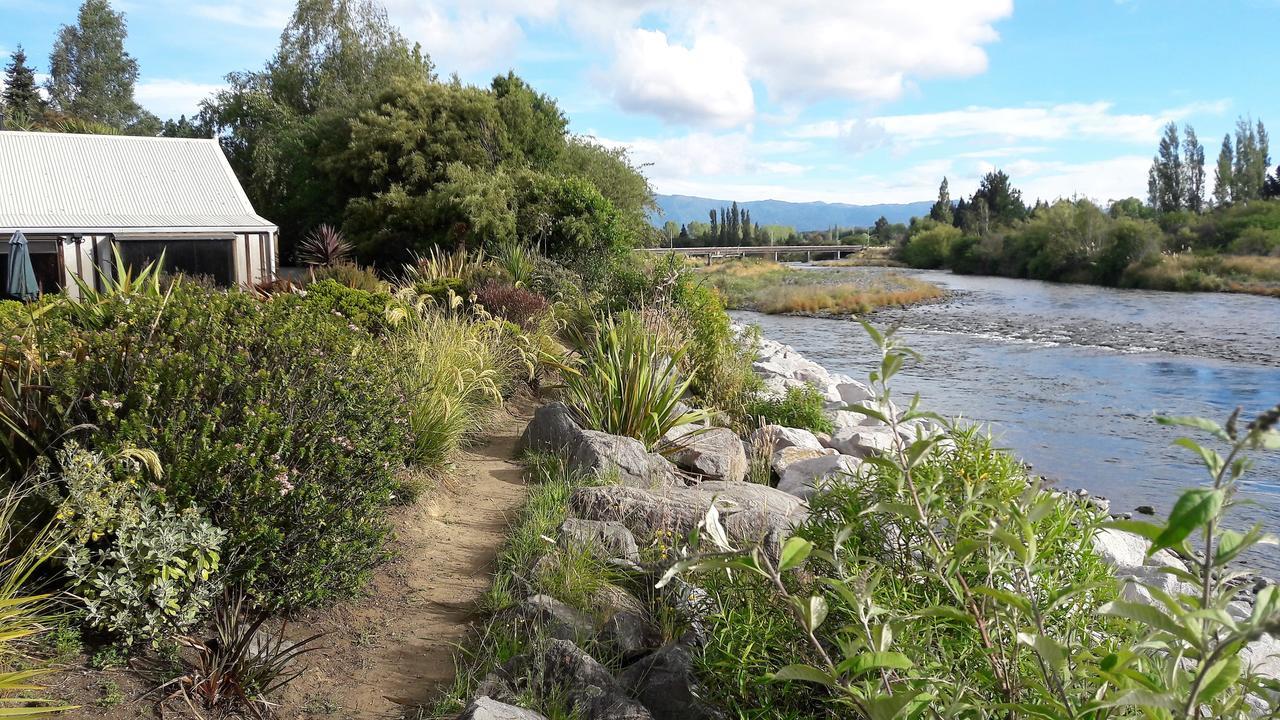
left=2, top=0, right=1276, bottom=205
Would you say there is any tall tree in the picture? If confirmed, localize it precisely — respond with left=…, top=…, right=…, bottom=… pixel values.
left=2, top=46, right=44, bottom=117
left=1213, top=133, right=1234, bottom=207
left=1252, top=120, right=1270, bottom=201
left=972, top=170, right=1026, bottom=226
left=1147, top=122, right=1183, bottom=212
left=1232, top=117, right=1258, bottom=201
left=728, top=201, right=740, bottom=245
left=708, top=209, right=717, bottom=244
left=929, top=176, right=953, bottom=223
left=742, top=208, right=752, bottom=244
left=1264, top=164, right=1280, bottom=200
left=872, top=216, right=891, bottom=244
left=1181, top=125, right=1205, bottom=213
left=47, top=0, right=157, bottom=133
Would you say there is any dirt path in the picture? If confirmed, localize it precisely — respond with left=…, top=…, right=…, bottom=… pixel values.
left=277, top=408, right=530, bottom=718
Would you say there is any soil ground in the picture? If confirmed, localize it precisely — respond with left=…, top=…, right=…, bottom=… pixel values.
left=42, top=404, right=532, bottom=719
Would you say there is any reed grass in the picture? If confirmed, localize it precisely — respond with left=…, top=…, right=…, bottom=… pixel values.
left=698, top=259, right=944, bottom=315
left=1122, top=253, right=1280, bottom=296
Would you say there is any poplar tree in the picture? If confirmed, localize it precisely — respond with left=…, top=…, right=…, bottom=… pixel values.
left=708, top=209, right=717, bottom=244
left=47, top=0, right=158, bottom=132
left=929, top=177, right=954, bottom=223
left=1213, top=134, right=1234, bottom=207
left=1232, top=118, right=1256, bottom=201
left=1182, top=125, right=1205, bottom=213
left=1147, top=123, right=1183, bottom=212
left=2, top=46, right=44, bottom=117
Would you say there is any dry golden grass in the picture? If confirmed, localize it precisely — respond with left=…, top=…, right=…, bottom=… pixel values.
left=754, top=278, right=944, bottom=314
left=1123, top=253, right=1280, bottom=296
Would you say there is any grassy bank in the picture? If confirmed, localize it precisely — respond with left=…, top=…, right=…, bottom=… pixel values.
left=1121, top=252, right=1280, bottom=295
left=698, top=259, right=944, bottom=315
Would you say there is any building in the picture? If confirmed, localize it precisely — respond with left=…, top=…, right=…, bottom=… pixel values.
left=0, top=131, right=277, bottom=298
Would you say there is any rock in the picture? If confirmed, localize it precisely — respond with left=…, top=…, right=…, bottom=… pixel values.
left=568, top=430, right=679, bottom=488
left=599, top=609, right=662, bottom=663
left=458, top=697, right=548, bottom=720
left=834, top=380, right=873, bottom=406
left=827, top=410, right=865, bottom=433
left=521, top=403, right=585, bottom=454
left=662, top=426, right=748, bottom=483
left=569, top=482, right=808, bottom=556
left=758, top=375, right=808, bottom=400
left=749, top=425, right=823, bottom=454
left=506, top=595, right=595, bottom=644
left=1093, top=528, right=1198, bottom=606
left=473, top=674, right=519, bottom=706
left=1135, top=505, right=1155, bottom=516
left=508, top=639, right=652, bottom=720
left=826, top=426, right=898, bottom=458
left=776, top=454, right=860, bottom=500
left=618, top=643, right=724, bottom=720
left=661, top=577, right=717, bottom=647
left=1239, top=632, right=1280, bottom=682
left=770, top=446, right=836, bottom=476
left=559, top=518, right=640, bottom=562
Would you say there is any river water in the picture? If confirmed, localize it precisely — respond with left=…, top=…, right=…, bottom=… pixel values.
left=731, top=269, right=1280, bottom=573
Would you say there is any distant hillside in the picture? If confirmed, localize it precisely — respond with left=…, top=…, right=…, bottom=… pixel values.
left=651, top=194, right=932, bottom=231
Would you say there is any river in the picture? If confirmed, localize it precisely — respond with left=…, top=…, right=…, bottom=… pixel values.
left=731, top=268, right=1280, bottom=574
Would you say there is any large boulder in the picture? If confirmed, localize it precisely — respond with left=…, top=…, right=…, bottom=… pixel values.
left=662, top=425, right=748, bottom=483
left=776, top=454, right=860, bottom=500
left=569, top=482, right=808, bottom=555
left=559, top=518, right=640, bottom=562
left=507, top=639, right=652, bottom=720
left=618, top=643, right=724, bottom=720
left=770, top=446, right=836, bottom=477
left=568, top=430, right=680, bottom=489
left=749, top=425, right=824, bottom=454
left=521, top=403, right=585, bottom=454
left=826, top=426, right=898, bottom=458
left=1091, top=529, right=1197, bottom=605
left=834, top=380, right=873, bottom=406
left=598, top=609, right=662, bottom=664
left=505, top=595, right=595, bottom=644
left=458, top=697, right=548, bottom=720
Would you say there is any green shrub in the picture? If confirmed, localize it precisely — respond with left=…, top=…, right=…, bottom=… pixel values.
left=670, top=280, right=762, bottom=426
left=298, top=279, right=394, bottom=334
left=309, top=263, right=386, bottom=292
left=745, top=385, right=832, bottom=434
left=1227, top=226, right=1280, bottom=255
left=900, top=222, right=960, bottom=268
left=38, top=284, right=409, bottom=609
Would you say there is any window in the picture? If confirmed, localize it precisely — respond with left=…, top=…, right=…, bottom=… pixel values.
left=116, top=238, right=236, bottom=286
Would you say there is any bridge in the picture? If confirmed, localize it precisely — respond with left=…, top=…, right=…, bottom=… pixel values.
left=646, top=244, right=867, bottom=264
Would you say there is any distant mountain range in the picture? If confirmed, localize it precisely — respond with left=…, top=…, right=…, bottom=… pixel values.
left=651, top=194, right=933, bottom=231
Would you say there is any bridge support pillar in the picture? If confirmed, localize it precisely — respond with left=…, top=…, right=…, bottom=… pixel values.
left=773, top=251, right=779, bottom=262
left=806, top=251, right=811, bottom=263
left=705, top=253, right=711, bottom=266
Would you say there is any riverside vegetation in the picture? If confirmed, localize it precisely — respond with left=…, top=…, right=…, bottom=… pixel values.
left=699, top=259, right=944, bottom=316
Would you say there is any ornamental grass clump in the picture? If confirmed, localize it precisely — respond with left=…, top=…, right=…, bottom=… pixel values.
left=563, top=312, right=709, bottom=450
left=659, top=320, right=1280, bottom=720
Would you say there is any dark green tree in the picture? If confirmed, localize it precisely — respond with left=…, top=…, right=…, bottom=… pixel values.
left=709, top=209, right=718, bottom=244
left=492, top=71, right=567, bottom=168
left=159, top=114, right=210, bottom=138
left=929, top=176, right=953, bottom=223
left=872, top=216, right=892, bottom=244
left=972, top=170, right=1027, bottom=226
left=47, top=0, right=158, bottom=133
left=2, top=46, right=44, bottom=118
left=742, top=208, right=752, bottom=244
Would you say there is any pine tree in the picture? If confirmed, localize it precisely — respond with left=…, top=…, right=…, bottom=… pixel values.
left=2, top=45, right=44, bottom=117
left=47, top=0, right=158, bottom=133
left=929, top=177, right=954, bottom=223
left=1182, top=125, right=1205, bottom=213
left=1148, top=122, right=1184, bottom=212
left=1213, top=134, right=1233, bottom=207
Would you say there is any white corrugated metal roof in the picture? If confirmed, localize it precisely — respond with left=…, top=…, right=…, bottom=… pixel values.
left=0, top=131, right=276, bottom=233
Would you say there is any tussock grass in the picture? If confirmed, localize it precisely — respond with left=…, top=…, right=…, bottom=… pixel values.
left=753, top=280, right=943, bottom=314
left=698, top=259, right=944, bottom=315
left=1121, top=253, right=1280, bottom=296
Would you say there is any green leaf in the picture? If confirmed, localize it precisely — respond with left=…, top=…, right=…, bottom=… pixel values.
left=1198, top=656, right=1242, bottom=704
left=1104, top=519, right=1165, bottom=544
left=769, top=664, right=836, bottom=687
left=797, top=595, right=828, bottom=632
left=1017, top=632, right=1067, bottom=674
left=1173, top=437, right=1224, bottom=476
left=1099, top=600, right=1197, bottom=645
left=1153, top=488, right=1223, bottom=552
left=836, top=651, right=914, bottom=679
left=778, top=536, right=813, bottom=573
left=1155, top=414, right=1229, bottom=442
left=914, top=605, right=976, bottom=626
left=865, top=691, right=932, bottom=720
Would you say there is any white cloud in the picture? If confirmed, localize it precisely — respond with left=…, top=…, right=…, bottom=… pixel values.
left=1006, top=155, right=1153, bottom=204
left=790, top=100, right=1232, bottom=147
left=136, top=79, right=225, bottom=120
left=191, top=2, right=292, bottom=29
left=609, top=29, right=754, bottom=128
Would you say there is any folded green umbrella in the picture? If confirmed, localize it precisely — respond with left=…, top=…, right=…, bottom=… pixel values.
left=7, top=230, right=40, bottom=300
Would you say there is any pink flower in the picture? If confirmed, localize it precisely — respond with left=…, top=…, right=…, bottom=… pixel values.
left=274, top=469, right=294, bottom=496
